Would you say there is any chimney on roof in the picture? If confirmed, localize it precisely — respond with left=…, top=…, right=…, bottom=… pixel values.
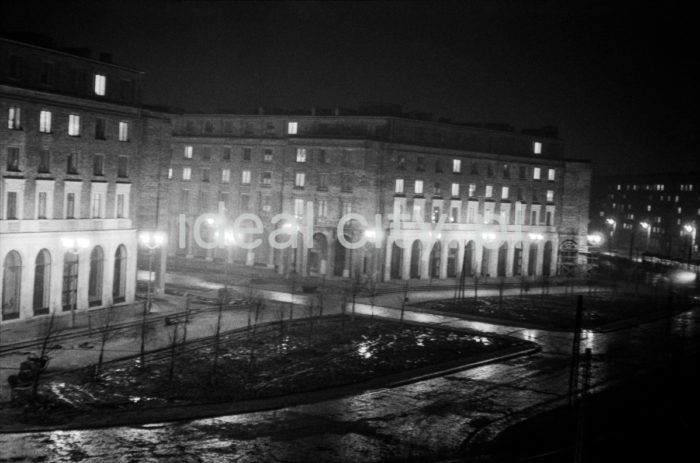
left=99, top=52, right=113, bottom=63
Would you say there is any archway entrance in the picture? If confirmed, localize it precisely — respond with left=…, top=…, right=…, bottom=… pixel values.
left=410, top=240, right=422, bottom=279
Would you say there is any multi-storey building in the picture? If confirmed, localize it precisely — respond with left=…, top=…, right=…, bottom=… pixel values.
left=590, top=173, right=699, bottom=261
left=164, top=114, right=591, bottom=281
left=0, top=37, right=145, bottom=322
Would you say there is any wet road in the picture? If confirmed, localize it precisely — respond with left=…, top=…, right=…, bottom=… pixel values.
left=1, top=302, right=698, bottom=462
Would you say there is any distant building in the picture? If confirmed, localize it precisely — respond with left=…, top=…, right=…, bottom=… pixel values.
left=590, top=172, right=700, bottom=261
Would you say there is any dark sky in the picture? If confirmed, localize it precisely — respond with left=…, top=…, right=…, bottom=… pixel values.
left=1, top=0, right=697, bottom=175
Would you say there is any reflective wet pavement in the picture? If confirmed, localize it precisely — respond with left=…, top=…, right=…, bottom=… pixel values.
left=1, top=302, right=698, bottom=462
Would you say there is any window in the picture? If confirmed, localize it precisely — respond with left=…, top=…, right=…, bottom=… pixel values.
left=199, top=191, right=210, bottom=212
left=519, top=166, right=527, bottom=179
left=533, top=141, right=542, bottom=154
left=546, top=190, right=554, bottom=202
left=319, top=149, right=328, bottom=164
left=201, top=168, right=210, bottom=182
left=547, top=168, right=555, bottom=181
left=288, top=121, right=298, bottom=135
left=318, top=199, right=328, bottom=218
left=6, top=147, right=20, bottom=171
left=223, top=147, right=232, bottom=161
left=8, top=107, right=21, bottom=130
left=182, top=167, right=191, bottom=180
left=9, top=55, right=23, bottom=79
left=294, top=198, right=305, bottom=217
left=414, top=180, right=424, bottom=195
left=38, top=149, right=50, bottom=173
left=262, top=171, right=272, bottom=186
left=39, top=110, right=52, bottom=133
left=485, top=185, right=493, bottom=198
left=501, top=186, right=509, bottom=200
left=116, top=194, right=125, bottom=218
left=398, top=154, right=406, bottom=169
left=40, top=62, right=55, bottom=85
left=91, top=193, right=103, bottom=218
left=180, top=190, right=190, bottom=211
left=117, top=156, right=128, bottom=177
left=395, top=178, right=405, bottom=194
left=221, top=168, right=231, bottom=183
left=295, top=172, right=306, bottom=188
left=451, top=183, right=460, bottom=197
left=533, top=167, right=541, bottom=180
left=261, top=196, right=272, bottom=213
left=118, top=121, right=129, bottom=141
left=184, top=145, right=193, bottom=159
left=93, top=154, right=104, bottom=176
left=435, top=160, right=443, bottom=173
left=240, top=194, right=250, bottom=212
left=219, top=191, right=230, bottom=207
left=470, top=162, right=479, bottom=175
left=453, top=159, right=462, bottom=173
left=94, top=74, right=106, bottom=95
left=68, top=114, right=80, bottom=136
left=243, top=147, right=252, bottom=161
left=241, top=170, right=251, bottom=185
left=93, top=118, right=106, bottom=139
left=264, top=149, right=273, bottom=162
left=167, top=168, right=173, bottom=179
left=67, top=152, right=79, bottom=174
left=6, top=192, right=18, bottom=219
left=502, top=164, right=510, bottom=179
left=416, top=157, right=425, bottom=172
left=296, top=148, right=307, bottom=162
left=119, top=79, right=133, bottom=101
left=318, top=173, right=328, bottom=190
left=343, top=202, right=352, bottom=215
left=487, top=164, right=495, bottom=177
left=434, top=182, right=442, bottom=195
left=341, top=174, right=353, bottom=193
left=468, top=183, right=476, bottom=197
left=65, top=193, right=76, bottom=219
left=200, top=147, right=211, bottom=162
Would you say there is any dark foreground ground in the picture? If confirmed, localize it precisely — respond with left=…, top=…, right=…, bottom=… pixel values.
left=469, top=353, right=700, bottom=462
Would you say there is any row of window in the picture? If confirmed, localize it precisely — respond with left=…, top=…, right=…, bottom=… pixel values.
left=6, top=106, right=130, bottom=140
left=5, top=147, right=128, bottom=177
left=3, top=186, right=129, bottom=220
left=395, top=179, right=555, bottom=202
left=183, top=145, right=275, bottom=162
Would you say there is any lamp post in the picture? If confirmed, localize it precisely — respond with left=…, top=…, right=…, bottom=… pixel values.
left=640, top=222, right=651, bottom=253
left=139, top=231, right=166, bottom=313
left=605, top=218, right=616, bottom=254
left=684, top=224, right=696, bottom=267
left=61, top=236, right=89, bottom=328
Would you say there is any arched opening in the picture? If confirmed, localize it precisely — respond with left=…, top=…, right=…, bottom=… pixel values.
left=447, top=241, right=459, bottom=278
left=113, top=245, right=127, bottom=303
left=33, top=249, right=51, bottom=315
left=429, top=241, right=441, bottom=278
left=410, top=240, right=422, bottom=279
left=390, top=241, right=403, bottom=279
left=513, top=241, right=523, bottom=276
left=481, top=246, right=491, bottom=277
left=543, top=241, right=553, bottom=276
left=463, top=241, right=475, bottom=277
left=497, top=242, right=508, bottom=277
left=333, top=236, right=348, bottom=277
left=307, top=233, right=328, bottom=275
left=2, top=250, right=22, bottom=320
left=62, top=252, right=78, bottom=311
left=88, top=246, right=104, bottom=307
left=528, top=244, right=538, bottom=276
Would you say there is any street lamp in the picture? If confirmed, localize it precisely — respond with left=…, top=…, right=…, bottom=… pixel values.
left=683, top=224, right=696, bottom=266
left=606, top=218, right=616, bottom=254
left=640, top=222, right=651, bottom=253
left=61, top=236, right=89, bottom=328
left=139, top=231, right=166, bottom=313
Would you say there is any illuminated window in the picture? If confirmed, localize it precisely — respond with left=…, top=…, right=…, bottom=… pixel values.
left=452, top=159, right=462, bottom=173
left=68, top=114, right=80, bottom=136
left=264, top=149, right=273, bottom=162
left=296, top=148, right=306, bottom=162
left=395, top=178, right=404, bottom=194
left=116, top=194, right=126, bottom=218
left=485, top=185, right=493, bottom=198
left=533, top=167, right=541, bottom=180
left=547, top=168, right=555, bottom=181
left=182, top=167, right=191, bottom=180
left=414, top=180, right=424, bottom=195
left=37, top=192, right=47, bottom=219
left=94, top=74, right=106, bottom=96
left=343, top=202, right=352, bottom=215
left=533, top=141, right=542, bottom=154
left=501, top=186, right=509, bottom=200
left=288, top=121, right=298, bottom=135
left=318, top=199, right=328, bottom=218
left=241, top=170, right=251, bottom=185
left=546, top=190, right=554, bottom=202
left=221, top=168, right=230, bottom=183
left=39, top=110, right=52, bottom=133
left=262, top=171, right=272, bottom=185
left=451, top=183, right=460, bottom=197
left=294, top=198, right=305, bottom=217
left=468, top=183, right=476, bottom=197
left=91, top=193, right=103, bottom=218
left=647, top=204, right=651, bottom=212
left=118, top=121, right=129, bottom=141
left=184, top=145, right=193, bottom=158
left=295, top=172, right=305, bottom=187
left=167, top=168, right=173, bottom=180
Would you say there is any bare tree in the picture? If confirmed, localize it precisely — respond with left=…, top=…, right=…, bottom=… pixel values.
left=167, top=322, right=179, bottom=382
left=211, top=288, right=227, bottom=384
left=94, top=304, right=117, bottom=381
left=473, top=264, right=481, bottom=305
left=180, top=293, right=192, bottom=350
left=498, top=277, right=505, bottom=311
left=399, top=279, right=409, bottom=325
left=30, top=311, right=61, bottom=405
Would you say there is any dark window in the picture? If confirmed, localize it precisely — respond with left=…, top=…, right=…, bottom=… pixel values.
left=318, top=173, right=329, bottom=191
left=471, top=162, right=479, bottom=175
left=502, top=164, right=510, bottom=179
left=204, top=121, right=214, bottom=134
left=199, top=192, right=209, bottom=212
left=341, top=174, right=353, bottom=193
left=40, top=62, right=55, bottom=85
left=222, top=147, right=232, bottom=161
left=95, top=118, right=106, bottom=139
left=93, top=154, right=104, bottom=176
left=6, top=147, right=20, bottom=171
left=240, top=194, right=250, bottom=212
left=201, top=168, right=210, bottom=182
left=243, top=148, right=252, bottom=161
left=38, top=149, right=51, bottom=173
left=201, top=147, right=211, bottom=161
left=416, top=156, right=425, bottom=172
left=180, top=190, right=190, bottom=211
left=66, top=193, right=75, bottom=218
left=397, top=154, right=406, bottom=169
left=119, top=79, right=132, bottom=101
left=487, top=164, right=495, bottom=177
left=67, top=152, right=79, bottom=174
left=219, top=191, right=230, bottom=206
left=519, top=166, right=527, bottom=180
left=434, top=182, right=441, bottom=195
left=6, top=192, right=18, bottom=219
left=435, top=160, right=443, bottom=173
left=117, top=156, right=128, bottom=177
left=9, top=55, right=23, bottom=79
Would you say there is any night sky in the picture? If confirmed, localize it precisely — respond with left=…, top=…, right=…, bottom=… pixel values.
left=1, top=0, right=697, bottom=175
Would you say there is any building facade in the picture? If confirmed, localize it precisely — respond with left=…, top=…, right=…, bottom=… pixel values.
left=164, top=114, right=591, bottom=281
left=590, top=173, right=699, bottom=261
left=0, top=38, right=143, bottom=322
